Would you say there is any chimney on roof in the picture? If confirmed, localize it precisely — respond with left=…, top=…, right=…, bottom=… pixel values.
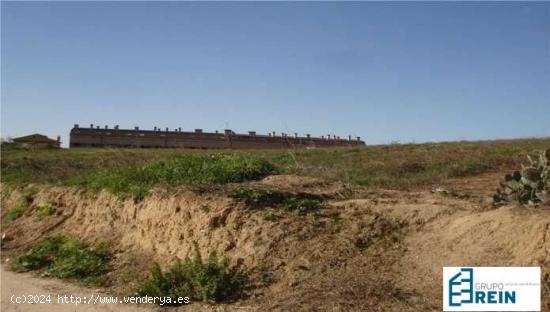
left=56, top=136, right=61, bottom=146
left=105, top=125, right=108, bottom=129
left=165, top=127, right=169, bottom=132
left=195, top=129, right=203, bottom=133
left=224, top=129, right=232, bottom=136
left=357, top=136, right=361, bottom=141
left=348, top=135, right=352, bottom=141
left=272, top=131, right=276, bottom=137
left=248, top=131, right=256, bottom=136
left=90, top=124, right=94, bottom=128
left=135, top=126, right=139, bottom=131
left=294, top=132, right=298, bottom=138
left=306, top=134, right=311, bottom=139
left=321, top=136, right=324, bottom=139
left=153, top=126, right=157, bottom=131
left=74, top=124, right=79, bottom=129
left=96, top=126, right=100, bottom=129
left=178, top=127, right=182, bottom=132
left=115, top=125, right=119, bottom=130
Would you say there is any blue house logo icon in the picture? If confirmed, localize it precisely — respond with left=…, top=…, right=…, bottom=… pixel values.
left=444, top=267, right=538, bottom=311
left=448, top=268, right=474, bottom=307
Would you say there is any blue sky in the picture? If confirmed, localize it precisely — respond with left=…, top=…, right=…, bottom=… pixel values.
left=2, top=1, right=549, bottom=146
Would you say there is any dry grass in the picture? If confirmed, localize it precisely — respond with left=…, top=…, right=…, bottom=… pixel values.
left=1, top=138, right=548, bottom=191
left=277, top=138, right=550, bottom=189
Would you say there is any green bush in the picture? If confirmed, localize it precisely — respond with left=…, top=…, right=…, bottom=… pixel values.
left=16, top=236, right=64, bottom=270
left=137, top=243, right=244, bottom=304
left=50, top=239, right=110, bottom=279
left=15, top=235, right=110, bottom=285
left=75, top=154, right=276, bottom=199
left=229, top=187, right=324, bottom=214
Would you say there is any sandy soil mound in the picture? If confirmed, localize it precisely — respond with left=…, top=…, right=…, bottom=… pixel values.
left=395, top=205, right=550, bottom=310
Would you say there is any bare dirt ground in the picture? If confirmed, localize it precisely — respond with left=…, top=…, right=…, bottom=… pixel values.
left=1, top=172, right=549, bottom=311
left=0, top=265, right=150, bottom=311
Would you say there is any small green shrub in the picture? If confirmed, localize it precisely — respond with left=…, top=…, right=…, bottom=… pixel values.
left=75, top=154, right=276, bottom=199
left=15, top=235, right=110, bottom=285
left=16, top=236, right=64, bottom=270
left=21, top=186, right=39, bottom=200
left=36, top=201, right=55, bottom=219
left=282, top=198, right=324, bottom=215
left=260, top=271, right=273, bottom=285
left=228, top=188, right=287, bottom=207
left=494, top=149, right=549, bottom=206
left=137, top=243, right=244, bottom=304
left=6, top=199, right=29, bottom=221
left=50, top=239, right=110, bottom=279
left=5, top=186, right=38, bottom=221
left=1, top=184, right=13, bottom=202
left=229, top=187, right=324, bottom=215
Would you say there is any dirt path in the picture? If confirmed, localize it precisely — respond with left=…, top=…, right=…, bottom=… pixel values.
left=0, top=265, right=152, bottom=312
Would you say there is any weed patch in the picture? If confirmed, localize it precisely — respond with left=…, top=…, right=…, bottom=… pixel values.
left=283, top=198, right=324, bottom=215
left=15, top=235, right=110, bottom=286
left=74, top=154, right=276, bottom=199
left=35, top=200, right=55, bottom=219
left=228, top=188, right=287, bottom=207
left=229, top=187, right=324, bottom=214
left=137, top=243, right=245, bottom=304
left=5, top=186, right=38, bottom=221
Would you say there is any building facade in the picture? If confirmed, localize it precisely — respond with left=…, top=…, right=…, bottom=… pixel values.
left=69, top=124, right=365, bottom=149
left=13, top=134, right=61, bottom=148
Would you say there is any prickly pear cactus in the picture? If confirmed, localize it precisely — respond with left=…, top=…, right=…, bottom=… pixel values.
left=493, top=149, right=549, bottom=206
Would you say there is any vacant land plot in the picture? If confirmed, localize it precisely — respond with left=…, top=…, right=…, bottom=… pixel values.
left=1, top=138, right=549, bottom=311
left=2, top=138, right=548, bottom=190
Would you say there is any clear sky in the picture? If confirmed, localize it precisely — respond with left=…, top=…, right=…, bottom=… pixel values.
left=2, top=1, right=549, bottom=146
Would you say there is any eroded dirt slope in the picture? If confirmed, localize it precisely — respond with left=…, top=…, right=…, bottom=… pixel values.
left=1, top=174, right=549, bottom=311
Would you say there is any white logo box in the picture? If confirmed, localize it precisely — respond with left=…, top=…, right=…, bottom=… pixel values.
left=443, top=267, right=540, bottom=311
